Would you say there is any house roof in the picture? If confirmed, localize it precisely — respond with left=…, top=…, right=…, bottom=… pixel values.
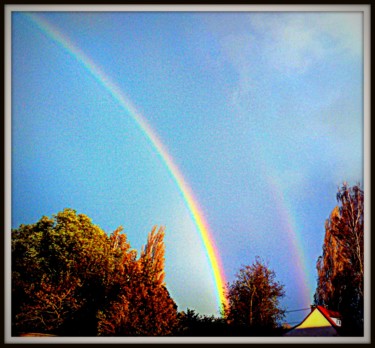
left=317, top=306, right=341, bottom=327
left=284, top=306, right=342, bottom=336
left=294, top=306, right=341, bottom=329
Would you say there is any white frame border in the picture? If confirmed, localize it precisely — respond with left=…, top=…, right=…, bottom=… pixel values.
left=4, top=4, right=371, bottom=344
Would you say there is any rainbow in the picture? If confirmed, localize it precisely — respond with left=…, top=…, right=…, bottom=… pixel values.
left=265, top=173, right=312, bottom=307
left=23, top=12, right=228, bottom=312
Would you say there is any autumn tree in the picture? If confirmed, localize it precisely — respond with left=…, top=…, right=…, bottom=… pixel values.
left=97, top=226, right=178, bottom=336
left=314, top=183, right=364, bottom=335
left=224, top=257, right=285, bottom=333
left=12, top=209, right=178, bottom=336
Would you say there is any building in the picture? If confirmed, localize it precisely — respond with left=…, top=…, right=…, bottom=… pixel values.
left=284, top=305, right=342, bottom=336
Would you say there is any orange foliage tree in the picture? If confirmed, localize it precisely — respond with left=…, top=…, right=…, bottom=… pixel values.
left=224, top=257, right=285, bottom=332
left=97, top=226, right=178, bottom=336
left=314, top=183, right=364, bottom=334
left=12, top=209, right=178, bottom=336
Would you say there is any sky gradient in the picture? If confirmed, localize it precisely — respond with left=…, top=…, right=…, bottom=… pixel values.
left=11, top=10, right=364, bottom=325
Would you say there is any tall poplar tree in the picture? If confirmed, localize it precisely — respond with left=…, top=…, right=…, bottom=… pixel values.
left=315, top=183, right=364, bottom=335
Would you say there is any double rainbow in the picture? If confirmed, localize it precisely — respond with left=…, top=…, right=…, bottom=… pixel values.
left=23, top=12, right=228, bottom=312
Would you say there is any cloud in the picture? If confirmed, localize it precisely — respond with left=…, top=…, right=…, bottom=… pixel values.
left=315, top=12, right=363, bottom=56
left=249, top=12, right=362, bottom=74
left=266, top=24, right=324, bottom=73
left=214, top=12, right=362, bottom=86
left=201, top=12, right=363, bottom=190
left=211, top=12, right=363, bottom=132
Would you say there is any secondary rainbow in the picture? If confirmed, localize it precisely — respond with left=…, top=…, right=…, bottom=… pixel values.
left=265, top=173, right=312, bottom=307
left=24, top=12, right=228, bottom=312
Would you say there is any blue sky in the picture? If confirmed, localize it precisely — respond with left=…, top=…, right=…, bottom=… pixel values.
left=11, top=10, right=363, bottom=324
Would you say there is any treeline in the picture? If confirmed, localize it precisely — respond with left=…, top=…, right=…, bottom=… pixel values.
left=12, top=208, right=287, bottom=336
left=11, top=183, right=364, bottom=336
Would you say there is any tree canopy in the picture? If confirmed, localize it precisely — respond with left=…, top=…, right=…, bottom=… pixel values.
left=224, top=257, right=285, bottom=332
left=314, top=183, right=364, bottom=335
left=12, top=209, right=178, bottom=336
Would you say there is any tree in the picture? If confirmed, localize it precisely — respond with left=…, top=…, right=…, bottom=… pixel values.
left=175, top=309, right=229, bottom=336
left=314, top=183, right=364, bottom=335
left=224, top=257, right=285, bottom=332
left=139, top=226, right=166, bottom=286
left=97, top=226, right=178, bottom=336
left=12, top=209, right=178, bottom=336
left=12, top=210, right=110, bottom=335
